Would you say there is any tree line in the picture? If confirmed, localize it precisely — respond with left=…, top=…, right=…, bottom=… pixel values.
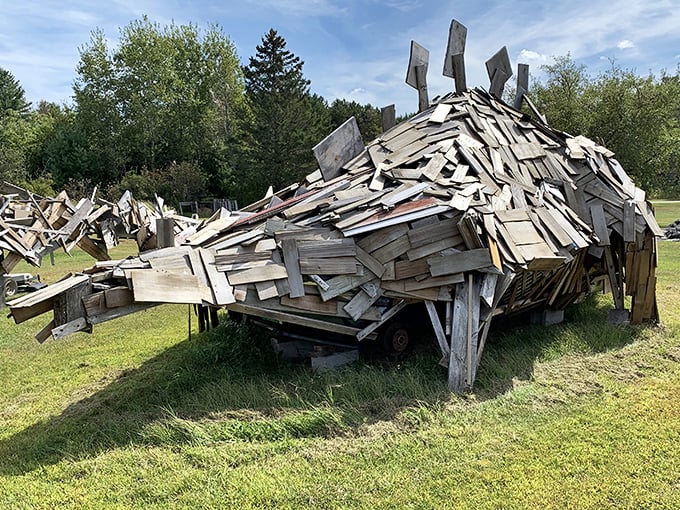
left=1, top=18, right=679, bottom=208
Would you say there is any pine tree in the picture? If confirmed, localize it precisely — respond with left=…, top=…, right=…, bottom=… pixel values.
left=0, top=68, right=31, bottom=119
left=240, top=29, right=329, bottom=204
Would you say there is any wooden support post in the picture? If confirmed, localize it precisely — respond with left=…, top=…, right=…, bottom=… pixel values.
left=513, top=63, right=529, bottom=110
left=415, top=65, right=429, bottom=112
left=443, top=19, right=467, bottom=94
left=406, top=40, right=430, bottom=113
left=603, top=246, right=624, bottom=310
left=449, top=278, right=468, bottom=392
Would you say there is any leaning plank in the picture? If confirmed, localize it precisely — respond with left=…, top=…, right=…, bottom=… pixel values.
left=425, top=300, right=450, bottom=358
left=319, top=272, right=375, bottom=302
left=356, top=300, right=407, bottom=341
left=589, top=203, right=610, bottom=246
left=355, top=246, right=385, bottom=278
left=199, top=248, right=236, bottom=305
left=228, top=302, right=361, bottom=337
left=427, top=248, right=492, bottom=277
left=51, top=317, right=90, bottom=341
left=343, top=284, right=382, bottom=321
left=88, top=303, right=157, bottom=325
left=35, top=319, right=56, bottom=344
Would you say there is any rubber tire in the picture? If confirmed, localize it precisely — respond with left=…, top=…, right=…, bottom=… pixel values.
left=381, top=322, right=410, bottom=356
left=4, top=279, right=17, bottom=298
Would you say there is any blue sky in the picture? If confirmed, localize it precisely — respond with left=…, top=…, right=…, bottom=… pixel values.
left=1, top=0, right=678, bottom=115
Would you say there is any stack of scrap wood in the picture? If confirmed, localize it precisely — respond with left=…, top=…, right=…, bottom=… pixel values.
left=0, top=183, right=197, bottom=276
left=7, top=87, right=662, bottom=391
left=0, top=182, right=114, bottom=273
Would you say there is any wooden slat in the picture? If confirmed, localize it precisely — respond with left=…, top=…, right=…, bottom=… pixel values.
left=199, top=248, right=236, bottom=305
left=227, top=264, right=288, bottom=286
left=589, top=203, right=610, bottom=246
left=281, top=238, right=305, bottom=298
left=129, top=269, right=204, bottom=304
left=296, top=239, right=356, bottom=258
left=299, top=257, right=358, bottom=275
left=427, top=248, right=492, bottom=277
left=228, top=302, right=361, bottom=337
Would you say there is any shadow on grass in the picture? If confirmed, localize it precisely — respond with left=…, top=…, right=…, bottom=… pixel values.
left=0, top=294, right=647, bottom=475
left=474, top=293, right=649, bottom=396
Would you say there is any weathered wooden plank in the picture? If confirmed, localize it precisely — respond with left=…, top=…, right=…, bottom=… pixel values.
left=250, top=279, right=276, bottom=301
left=199, top=248, right=236, bottom=305
left=35, top=319, right=56, bottom=344
left=9, top=274, right=90, bottom=324
left=319, top=272, right=374, bottom=302
left=449, top=278, right=468, bottom=392
left=356, top=300, right=407, bottom=341
left=395, top=258, right=430, bottom=280
left=227, top=264, right=288, bottom=286
left=505, top=220, right=544, bottom=246
left=296, top=239, right=356, bottom=258
left=357, top=223, right=409, bottom=252
left=280, top=294, right=338, bottom=315
left=421, top=153, right=448, bottom=181
left=313, top=116, right=365, bottom=182
left=128, top=269, right=203, bottom=304
left=427, top=248, right=492, bottom=277
left=231, top=302, right=363, bottom=337
left=104, top=287, right=134, bottom=308
left=51, top=317, right=90, bottom=341
left=405, top=235, right=463, bottom=261
left=404, top=273, right=464, bottom=291
left=589, top=203, right=610, bottom=246
left=343, top=284, right=382, bottom=321
left=370, top=235, right=411, bottom=264
left=425, top=300, right=450, bottom=358
left=407, top=216, right=459, bottom=247
left=299, top=257, right=358, bottom=275
left=623, top=200, right=636, bottom=243
left=281, top=238, right=305, bottom=298
left=355, top=246, right=386, bottom=278
left=510, top=142, right=546, bottom=160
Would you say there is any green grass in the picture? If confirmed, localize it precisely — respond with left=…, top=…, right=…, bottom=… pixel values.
left=651, top=199, right=680, bottom=228
left=1, top=238, right=680, bottom=508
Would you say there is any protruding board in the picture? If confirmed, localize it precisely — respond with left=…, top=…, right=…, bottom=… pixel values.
left=513, top=63, right=529, bottom=110
left=485, top=46, right=513, bottom=98
left=381, top=104, right=396, bottom=132
left=406, top=40, right=429, bottom=112
left=313, top=116, right=365, bottom=182
left=442, top=19, right=467, bottom=93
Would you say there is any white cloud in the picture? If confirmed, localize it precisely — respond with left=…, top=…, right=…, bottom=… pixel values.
left=617, top=39, right=635, bottom=49
left=384, top=1, right=421, bottom=12
left=245, top=0, right=345, bottom=16
left=518, top=49, right=548, bottom=63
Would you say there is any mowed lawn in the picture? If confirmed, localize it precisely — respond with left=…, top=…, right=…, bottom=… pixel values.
left=0, top=218, right=679, bottom=508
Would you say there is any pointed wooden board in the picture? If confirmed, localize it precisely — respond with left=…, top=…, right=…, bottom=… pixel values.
left=406, top=40, right=429, bottom=88
left=313, top=116, right=365, bottom=182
